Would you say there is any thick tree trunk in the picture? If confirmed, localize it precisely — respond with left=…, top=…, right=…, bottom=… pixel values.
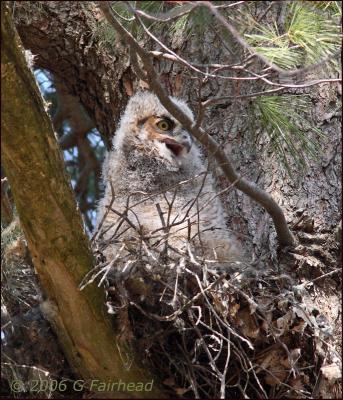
left=13, top=1, right=132, bottom=146
left=1, top=4, right=161, bottom=398
left=9, top=1, right=341, bottom=397
left=13, top=2, right=341, bottom=253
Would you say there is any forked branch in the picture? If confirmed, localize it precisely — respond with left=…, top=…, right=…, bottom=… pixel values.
left=98, top=2, right=296, bottom=247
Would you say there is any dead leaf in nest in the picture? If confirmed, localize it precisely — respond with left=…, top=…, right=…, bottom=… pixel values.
left=257, top=348, right=289, bottom=386
left=256, top=296, right=274, bottom=310
left=258, top=349, right=279, bottom=370
left=212, top=294, right=228, bottom=317
left=259, top=347, right=301, bottom=387
left=289, top=375, right=305, bottom=391
left=163, top=377, right=176, bottom=386
left=321, top=363, right=342, bottom=382
left=229, top=302, right=240, bottom=318
left=280, top=355, right=292, bottom=369
left=291, top=319, right=307, bottom=333
left=275, top=310, right=294, bottom=336
left=265, top=370, right=287, bottom=386
left=236, top=308, right=260, bottom=339
left=175, top=387, right=189, bottom=396
left=293, top=305, right=317, bottom=328
left=292, top=253, right=321, bottom=269
left=277, top=298, right=290, bottom=312
left=260, top=307, right=274, bottom=329
left=279, top=349, right=301, bottom=370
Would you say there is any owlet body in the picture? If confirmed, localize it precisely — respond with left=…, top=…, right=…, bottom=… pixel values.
left=95, top=92, right=240, bottom=269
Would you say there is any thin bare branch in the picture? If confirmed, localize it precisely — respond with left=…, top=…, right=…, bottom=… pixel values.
left=134, top=3, right=196, bottom=22
left=203, top=1, right=341, bottom=78
left=98, top=1, right=296, bottom=247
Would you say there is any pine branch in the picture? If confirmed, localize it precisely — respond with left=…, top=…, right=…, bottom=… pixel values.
left=98, top=1, right=296, bottom=248
left=244, top=2, right=341, bottom=71
left=251, top=95, right=323, bottom=175
left=204, top=1, right=341, bottom=77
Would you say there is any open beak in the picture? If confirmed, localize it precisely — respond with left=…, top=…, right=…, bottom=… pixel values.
left=159, top=131, right=193, bottom=157
left=160, top=137, right=184, bottom=157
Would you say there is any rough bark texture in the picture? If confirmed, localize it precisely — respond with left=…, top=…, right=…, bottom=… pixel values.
left=9, top=1, right=342, bottom=396
left=1, top=4, right=160, bottom=398
left=13, top=1, right=132, bottom=147
left=13, top=1, right=341, bottom=252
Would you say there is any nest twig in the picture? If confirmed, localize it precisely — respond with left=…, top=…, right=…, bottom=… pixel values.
left=86, top=187, right=341, bottom=399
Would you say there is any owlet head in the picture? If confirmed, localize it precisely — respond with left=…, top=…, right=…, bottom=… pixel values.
left=114, top=92, right=195, bottom=161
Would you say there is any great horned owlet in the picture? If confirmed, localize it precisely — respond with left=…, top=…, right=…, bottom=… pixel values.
left=95, top=92, right=241, bottom=272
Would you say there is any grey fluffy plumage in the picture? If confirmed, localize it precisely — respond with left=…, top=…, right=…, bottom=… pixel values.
left=95, top=92, right=241, bottom=269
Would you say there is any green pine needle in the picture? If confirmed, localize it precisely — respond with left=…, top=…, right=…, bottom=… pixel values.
left=245, top=2, right=341, bottom=70
left=307, top=1, right=342, bottom=17
left=93, top=1, right=166, bottom=45
left=169, top=13, right=190, bottom=36
left=251, top=95, right=324, bottom=175
left=170, top=6, right=212, bottom=37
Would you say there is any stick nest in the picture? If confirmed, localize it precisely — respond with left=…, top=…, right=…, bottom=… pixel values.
left=88, top=224, right=341, bottom=399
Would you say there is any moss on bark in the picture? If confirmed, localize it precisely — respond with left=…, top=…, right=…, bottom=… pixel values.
left=1, top=3, right=161, bottom=398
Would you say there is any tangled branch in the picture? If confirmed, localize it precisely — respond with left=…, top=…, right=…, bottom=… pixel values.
left=84, top=183, right=339, bottom=398
left=98, top=1, right=297, bottom=247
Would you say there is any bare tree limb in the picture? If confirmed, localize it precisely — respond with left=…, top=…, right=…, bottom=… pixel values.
left=202, top=1, right=341, bottom=79
left=1, top=3, right=161, bottom=397
left=130, top=3, right=341, bottom=89
left=128, top=1, right=341, bottom=84
left=98, top=1, right=296, bottom=247
left=134, top=2, right=196, bottom=22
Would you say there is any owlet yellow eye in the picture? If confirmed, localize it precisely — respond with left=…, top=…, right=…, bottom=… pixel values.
left=157, top=119, right=172, bottom=131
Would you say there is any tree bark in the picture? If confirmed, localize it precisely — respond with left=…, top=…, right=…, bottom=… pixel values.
left=13, top=1, right=341, bottom=256
left=8, top=2, right=341, bottom=397
left=13, top=1, right=133, bottom=146
left=1, top=3, right=161, bottom=398
left=98, top=1, right=296, bottom=247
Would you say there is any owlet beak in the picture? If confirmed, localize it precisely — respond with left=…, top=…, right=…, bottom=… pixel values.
left=159, top=131, right=193, bottom=157
left=160, top=137, right=184, bottom=157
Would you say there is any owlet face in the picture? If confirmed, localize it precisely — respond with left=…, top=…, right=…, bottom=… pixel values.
left=114, top=93, right=196, bottom=172
left=137, top=114, right=193, bottom=160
